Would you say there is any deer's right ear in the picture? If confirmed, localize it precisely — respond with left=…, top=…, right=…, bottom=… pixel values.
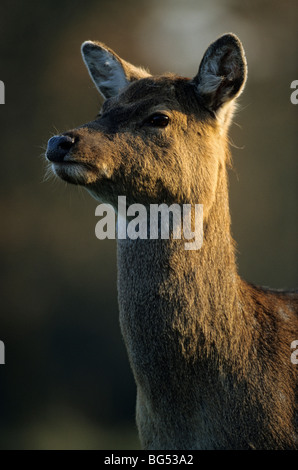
left=193, top=33, right=247, bottom=117
left=81, top=41, right=150, bottom=100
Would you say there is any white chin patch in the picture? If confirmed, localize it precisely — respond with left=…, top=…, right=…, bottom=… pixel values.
left=52, top=162, right=97, bottom=185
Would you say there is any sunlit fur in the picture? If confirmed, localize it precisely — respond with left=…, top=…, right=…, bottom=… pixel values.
left=46, top=34, right=298, bottom=450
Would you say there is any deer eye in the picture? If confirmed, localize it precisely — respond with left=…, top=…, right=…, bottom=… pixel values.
left=145, top=113, right=170, bottom=128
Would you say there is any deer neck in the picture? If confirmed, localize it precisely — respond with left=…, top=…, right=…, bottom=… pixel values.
left=117, top=163, right=243, bottom=367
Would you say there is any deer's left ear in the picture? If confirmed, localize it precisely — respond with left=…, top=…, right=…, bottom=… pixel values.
left=193, top=33, right=247, bottom=116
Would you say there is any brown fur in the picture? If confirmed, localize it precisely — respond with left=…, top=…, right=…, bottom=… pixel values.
left=46, top=34, right=298, bottom=449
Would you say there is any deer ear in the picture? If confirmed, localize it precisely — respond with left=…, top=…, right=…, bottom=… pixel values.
left=81, top=41, right=150, bottom=100
left=193, top=33, right=247, bottom=115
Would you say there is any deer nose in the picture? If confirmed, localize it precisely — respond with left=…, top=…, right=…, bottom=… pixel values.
left=46, top=134, right=76, bottom=163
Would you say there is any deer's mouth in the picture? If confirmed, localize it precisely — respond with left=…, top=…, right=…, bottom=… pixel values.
left=46, top=134, right=110, bottom=185
left=51, top=160, right=100, bottom=185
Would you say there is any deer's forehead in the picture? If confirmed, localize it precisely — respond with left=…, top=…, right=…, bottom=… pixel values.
left=102, top=96, right=172, bottom=117
left=123, top=75, right=178, bottom=97
left=100, top=75, right=211, bottom=127
left=113, top=75, right=186, bottom=108
left=103, top=76, right=193, bottom=114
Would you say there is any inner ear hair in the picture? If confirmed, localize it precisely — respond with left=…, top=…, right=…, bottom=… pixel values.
left=194, top=33, right=247, bottom=112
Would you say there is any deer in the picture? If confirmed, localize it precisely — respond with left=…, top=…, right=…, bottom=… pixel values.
left=45, top=33, right=298, bottom=450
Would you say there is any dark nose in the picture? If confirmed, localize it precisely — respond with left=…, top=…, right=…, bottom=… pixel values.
left=46, top=134, right=76, bottom=163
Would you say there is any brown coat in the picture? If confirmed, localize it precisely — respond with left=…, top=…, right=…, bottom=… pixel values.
left=46, top=33, right=298, bottom=449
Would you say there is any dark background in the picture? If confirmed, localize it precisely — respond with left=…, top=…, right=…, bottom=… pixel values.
left=0, top=0, right=297, bottom=449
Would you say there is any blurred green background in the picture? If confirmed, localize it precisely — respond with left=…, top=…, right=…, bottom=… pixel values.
left=0, top=0, right=297, bottom=450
